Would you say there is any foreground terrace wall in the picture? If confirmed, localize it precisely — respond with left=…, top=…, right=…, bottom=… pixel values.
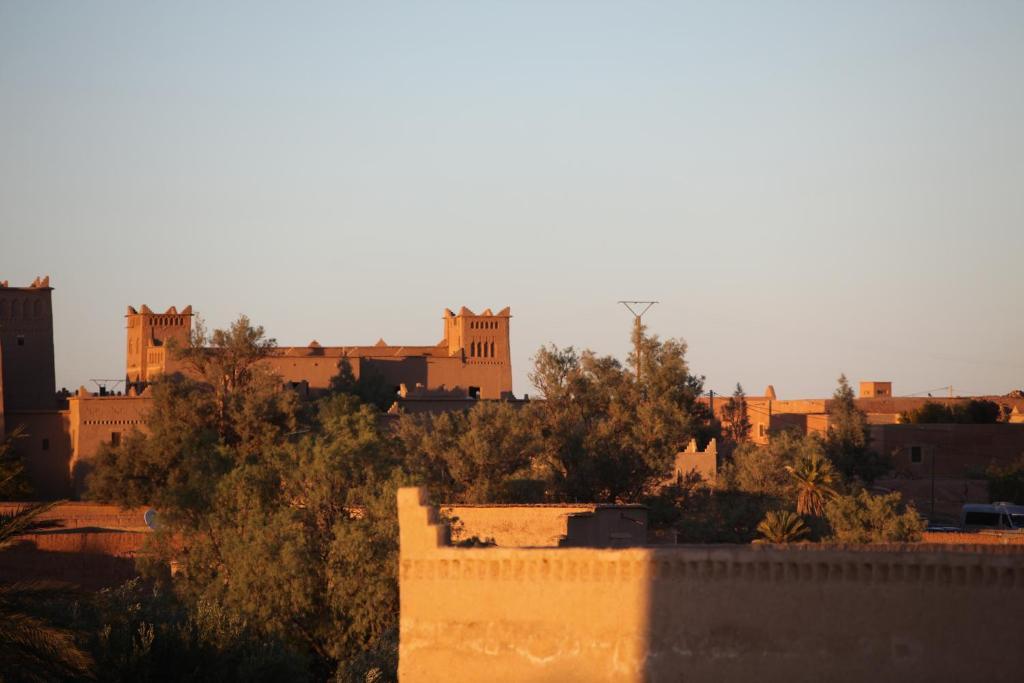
left=398, top=487, right=1024, bottom=683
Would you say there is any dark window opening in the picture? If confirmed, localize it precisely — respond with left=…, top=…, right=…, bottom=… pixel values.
left=469, top=386, right=480, bottom=399
left=110, top=431, right=121, bottom=447
left=42, top=438, right=49, bottom=451
left=964, top=511, right=1000, bottom=527
left=910, top=446, right=922, bottom=463
left=16, top=336, right=25, bottom=346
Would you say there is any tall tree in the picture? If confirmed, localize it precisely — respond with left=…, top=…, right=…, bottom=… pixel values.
left=824, top=374, right=889, bottom=483
left=89, top=317, right=400, bottom=680
left=720, top=383, right=752, bottom=448
left=528, top=325, right=713, bottom=502
left=395, top=401, right=540, bottom=503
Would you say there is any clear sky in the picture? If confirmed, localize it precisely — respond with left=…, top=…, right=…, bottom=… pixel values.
left=2, top=1, right=1022, bottom=400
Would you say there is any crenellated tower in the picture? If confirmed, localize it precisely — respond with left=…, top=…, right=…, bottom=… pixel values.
left=442, top=306, right=513, bottom=398
left=0, top=276, right=56, bottom=412
left=125, top=305, right=193, bottom=388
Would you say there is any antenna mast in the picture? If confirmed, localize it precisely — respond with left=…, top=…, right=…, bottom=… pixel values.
left=618, top=301, right=658, bottom=381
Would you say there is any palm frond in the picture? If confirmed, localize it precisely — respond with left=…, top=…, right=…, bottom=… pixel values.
left=0, top=610, right=93, bottom=679
left=0, top=501, right=60, bottom=552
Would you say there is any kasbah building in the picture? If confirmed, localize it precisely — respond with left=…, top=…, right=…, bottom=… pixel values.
left=1, top=276, right=514, bottom=498
left=3, top=275, right=1024, bottom=513
left=5, top=276, right=1024, bottom=682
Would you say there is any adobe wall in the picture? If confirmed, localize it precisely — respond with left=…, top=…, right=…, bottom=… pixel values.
left=0, top=502, right=150, bottom=590
left=262, top=353, right=353, bottom=393
left=442, top=504, right=647, bottom=548
left=0, top=502, right=151, bottom=531
left=875, top=477, right=989, bottom=523
left=4, top=409, right=72, bottom=499
left=922, top=531, right=1024, bottom=545
left=873, top=423, right=1024, bottom=478
left=442, top=504, right=602, bottom=547
left=668, top=438, right=717, bottom=483
left=398, top=487, right=1024, bottom=683
left=0, top=531, right=145, bottom=590
left=67, top=392, right=152, bottom=496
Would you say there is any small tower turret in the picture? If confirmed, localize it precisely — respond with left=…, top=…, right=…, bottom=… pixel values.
left=125, top=305, right=193, bottom=388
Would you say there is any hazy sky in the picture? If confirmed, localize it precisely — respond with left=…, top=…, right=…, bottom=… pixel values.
left=2, top=1, right=1022, bottom=399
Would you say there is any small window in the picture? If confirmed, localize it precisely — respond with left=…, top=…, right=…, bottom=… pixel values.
left=16, top=335, right=25, bottom=346
left=758, top=424, right=766, bottom=437
left=41, top=438, right=49, bottom=451
left=910, top=446, right=922, bottom=464
left=110, top=431, right=121, bottom=447
left=468, top=386, right=480, bottom=399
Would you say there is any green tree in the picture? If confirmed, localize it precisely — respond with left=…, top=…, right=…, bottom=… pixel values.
left=329, top=358, right=399, bottom=412
left=67, top=578, right=306, bottom=682
left=785, top=451, right=838, bottom=517
left=720, top=383, right=751, bottom=448
left=985, top=456, right=1024, bottom=504
left=395, top=401, right=540, bottom=503
left=824, top=489, right=924, bottom=543
left=754, top=510, right=811, bottom=544
left=89, top=317, right=401, bottom=680
left=824, top=374, right=889, bottom=483
left=722, top=430, right=823, bottom=500
left=0, top=502, right=93, bottom=680
left=528, top=326, right=712, bottom=502
left=902, top=399, right=1002, bottom=425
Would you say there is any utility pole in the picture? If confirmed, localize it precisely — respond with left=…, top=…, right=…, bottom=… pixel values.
left=930, top=450, right=936, bottom=523
left=618, top=301, right=658, bottom=382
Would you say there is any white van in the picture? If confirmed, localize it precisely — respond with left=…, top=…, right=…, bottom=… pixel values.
left=959, top=502, right=1024, bottom=531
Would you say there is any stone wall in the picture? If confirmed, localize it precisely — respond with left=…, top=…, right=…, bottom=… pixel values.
left=398, top=487, right=1024, bottom=683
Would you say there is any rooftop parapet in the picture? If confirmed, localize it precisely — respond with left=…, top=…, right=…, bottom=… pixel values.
left=0, top=275, right=51, bottom=289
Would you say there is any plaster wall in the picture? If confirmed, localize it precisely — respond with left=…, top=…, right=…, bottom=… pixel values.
left=5, top=410, right=71, bottom=498
left=67, top=393, right=152, bottom=496
left=263, top=354, right=352, bottom=392
left=0, top=502, right=150, bottom=589
left=398, top=487, right=1024, bottom=683
left=872, top=423, right=1024, bottom=478
left=669, top=439, right=717, bottom=483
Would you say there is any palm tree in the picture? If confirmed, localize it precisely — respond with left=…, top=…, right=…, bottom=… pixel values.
left=785, top=453, right=838, bottom=517
left=755, top=510, right=811, bottom=544
left=0, top=502, right=93, bottom=680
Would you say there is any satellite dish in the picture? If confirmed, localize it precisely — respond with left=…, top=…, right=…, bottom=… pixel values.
left=144, top=508, right=158, bottom=530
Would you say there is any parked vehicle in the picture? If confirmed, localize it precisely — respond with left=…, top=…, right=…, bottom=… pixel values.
left=959, top=502, right=1024, bottom=531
